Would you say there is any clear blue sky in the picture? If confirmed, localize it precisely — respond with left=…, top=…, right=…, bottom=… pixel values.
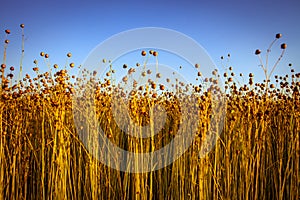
left=0, top=0, right=299, bottom=84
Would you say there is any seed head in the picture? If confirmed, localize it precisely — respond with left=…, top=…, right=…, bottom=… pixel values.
left=255, top=49, right=261, bottom=55
left=70, top=63, right=75, bottom=68
left=5, top=30, right=10, bottom=34
left=45, top=54, right=49, bottom=58
left=33, top=67, right=39, bottom=72
left=10, top=66, right=14, bottom=71
left=7, top=73, right=13, bottom=78
left=123, top=64, right=127, bottom=69
left=141, top=50, right=147, bottom=56
left=153, top=51, right=158, bottom=56
left=275, top=33, right=282, bottom=39
left=67, top=52, right=72, bottom=57
left=40, top=52, right=45, bottom=57
left=270, top=84, right=275, bottom=88
left=122, top=76, right=128, bottom=82
left=151, top=82, right=156, bottom=89
left=281, top=43, right=287, bottom=49
left=20, top=24, right=25, bottom=28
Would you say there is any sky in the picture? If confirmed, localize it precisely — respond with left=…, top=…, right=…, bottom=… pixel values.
left=0, top=0, right=299, bottom=85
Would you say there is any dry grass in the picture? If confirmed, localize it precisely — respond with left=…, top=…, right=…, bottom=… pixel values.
left=0, top=26, right=299, bottom=200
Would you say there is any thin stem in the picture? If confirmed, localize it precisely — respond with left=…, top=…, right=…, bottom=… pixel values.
left=265, top=38, right=277, bottom=71
left=19, top=28, right=25, bottom=83
left=268, top=49, right=285, bottom=80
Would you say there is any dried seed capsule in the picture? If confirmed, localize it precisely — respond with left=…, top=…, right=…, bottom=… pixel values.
left=281, top=43, right=287, bottom=49
left=70, top=63, right=75, bottom=68
left=160, top=84, right=165, bottom=90
left=255, top=49, right=261, bottom=55
left=275, top=33, right=282, bottom=39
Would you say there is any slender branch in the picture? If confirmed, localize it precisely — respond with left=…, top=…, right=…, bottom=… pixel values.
left=269, top=49, right=285, bottom=79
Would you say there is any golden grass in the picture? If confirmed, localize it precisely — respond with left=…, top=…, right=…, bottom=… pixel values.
left=0, top=26, right=299, bottom=199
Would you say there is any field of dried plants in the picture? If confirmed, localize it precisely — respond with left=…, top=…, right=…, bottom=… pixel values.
left=0, top=25, right=299, bottom=200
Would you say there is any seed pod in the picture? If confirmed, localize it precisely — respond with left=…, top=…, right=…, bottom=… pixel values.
left=67, top=52, right=72, bottom=57
left=141, top=50, right=147, bottom=56
left=153, top=51, right=158, bottom=56
left=275, top=33, right=282, bottom=39
left=122, top=76, right=128, bottom=82
left=255, top=49, right=261, bottom=55
left=160, top=84, right=165, bottom=90
left=151, top=83, right=156, bottom=89
left=5, top=29, right=10, bottom=34
left=70, top=63, right=75, bottom=68
left=281, top=43, right=287, bottom=49
left=1, top=64, right=6, bottom=69
left=20, top=24, right=25, bottom=28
